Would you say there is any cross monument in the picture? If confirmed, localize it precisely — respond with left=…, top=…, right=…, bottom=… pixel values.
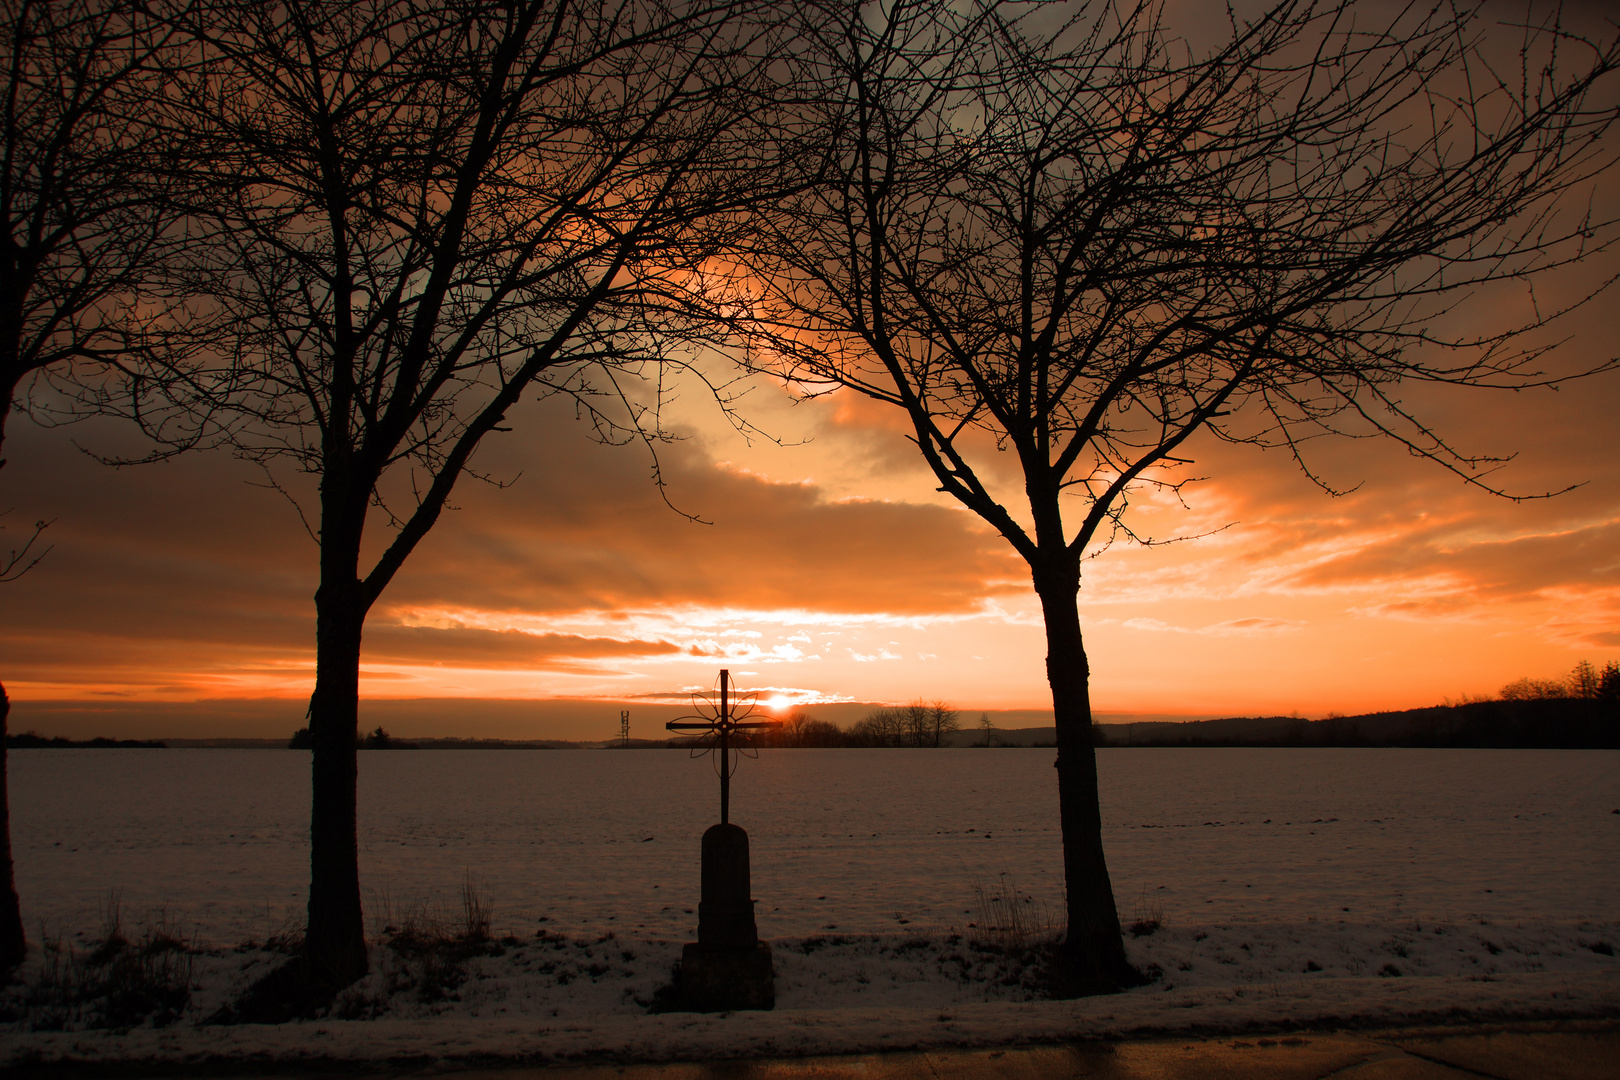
left=664, top=669, right=780, bottom=1010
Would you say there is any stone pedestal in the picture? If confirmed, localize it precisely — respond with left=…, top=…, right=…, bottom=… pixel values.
left=679, top=941, right=774, bottom=1011
left=679, top=822, right=774, bottom=1011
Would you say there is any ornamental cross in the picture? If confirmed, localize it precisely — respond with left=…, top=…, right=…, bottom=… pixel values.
left=666, top=669, right=781, bottom=824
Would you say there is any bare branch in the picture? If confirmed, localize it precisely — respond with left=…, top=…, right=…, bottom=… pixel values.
left=0, top=511, right=52, bottom=582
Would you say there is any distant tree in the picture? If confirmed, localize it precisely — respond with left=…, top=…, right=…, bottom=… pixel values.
left=1568, top=660, right=1601, bottom=699
left=744, top=0, right=1620, bottom=990
left=767, top=710, right=847, bottom=747
left=1500, top=677, right=1570, bottom=701
left=288, top=727, right=313, bottom=750
left=897, top=703, right=931, bottom=747
left=975, top=712, right=1000, bottom=748
left=850, top=701, right=958, bottom=746
left=1600, top=663, right=1620, bottom=703
left=127, top=0, right=795, bottom=996
left=900, top=700, right=958, bottom=747
left=769, top=710, right=810, bottom=747
left=850, top=706, right=906, bottom=747
left=798, top=717, right=848, bottom=747
left=0, top=0, right=192, bottom=975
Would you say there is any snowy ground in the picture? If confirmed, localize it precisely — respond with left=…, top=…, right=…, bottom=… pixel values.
left=3, top=747, right=1617, bottom=1066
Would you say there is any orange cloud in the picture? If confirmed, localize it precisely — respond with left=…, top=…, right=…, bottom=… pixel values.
left=380, top=400, right=1026, bottom=619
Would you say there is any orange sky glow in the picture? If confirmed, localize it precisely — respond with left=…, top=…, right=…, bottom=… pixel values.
left=5, top=271, right=1617, bottom=742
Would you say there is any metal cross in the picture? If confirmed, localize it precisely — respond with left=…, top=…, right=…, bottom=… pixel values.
left=666, top=669, right=781, bottom=824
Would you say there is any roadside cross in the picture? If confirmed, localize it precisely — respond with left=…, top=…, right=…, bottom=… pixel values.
left=665, top=669, right=780, bottom=824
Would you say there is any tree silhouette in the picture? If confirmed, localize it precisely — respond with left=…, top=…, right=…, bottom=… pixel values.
left=0, top=0, right=191, bottom=974
left=900, top=700, right=958, bottom=747
left=743, top=0, right=1619, bottom=990
left=975, top=712, right=1000, bottom=748
left=1601, top=662, right=1620, bottom=702
left=1568, top=660, right=1601, bottom=699
left=850, top=705, right=907, bottom=747
left=134, top=0, right=793, bottom=996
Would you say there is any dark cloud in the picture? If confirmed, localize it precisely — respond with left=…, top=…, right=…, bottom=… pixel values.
left=364, top=626, right=683, bottom=667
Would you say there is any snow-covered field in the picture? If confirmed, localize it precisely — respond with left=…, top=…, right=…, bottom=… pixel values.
left=4, top=747, right=1617, bottom=1065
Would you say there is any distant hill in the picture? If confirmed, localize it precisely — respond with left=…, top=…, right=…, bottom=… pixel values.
left=944, top=699, right=1618, bottom=749
left=1098, top=699, right=1617, bottom=749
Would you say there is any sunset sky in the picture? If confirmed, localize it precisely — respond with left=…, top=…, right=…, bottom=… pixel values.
left=3, top=2, right=1618, bottom=743
left=6, top=275, right=1617, bottom=742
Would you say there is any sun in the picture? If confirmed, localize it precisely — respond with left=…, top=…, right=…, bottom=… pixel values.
left=762, top=694, right=795, bottom=711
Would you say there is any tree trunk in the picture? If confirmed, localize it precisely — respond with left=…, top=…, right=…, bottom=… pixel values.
left=0, top=682, right=24, bottom=972
left=1033, top=562, right=1133, bottom=992
left=304, top=505, right=368, bottom=990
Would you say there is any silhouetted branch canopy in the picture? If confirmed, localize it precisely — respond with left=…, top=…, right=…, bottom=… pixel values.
left=104, top=0, right=803, bottom=603
left=2, top=0, right=200, bottom=463
left=740, top=0, right=1620, bottom=567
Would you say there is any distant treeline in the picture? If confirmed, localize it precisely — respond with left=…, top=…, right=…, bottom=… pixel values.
left=667, top=702, right=962, bottom=750
left=283, top=706, right=962, bottom=751
left=289, top=726, right=422, bottom=750
left=5, top=732, right=166, bottom=749
left=286, top=727, right=604, bottom=750
left=1105, top=698, right=1618, bottom=749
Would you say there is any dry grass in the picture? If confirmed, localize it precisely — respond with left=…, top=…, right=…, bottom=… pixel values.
left=15, top=891, right=196, bottom=1030
left=968, top=873, right=1057, bottom=949
left=360, top=872, right=505, bottom=1009
left=461, top=873, right=492, bottom=941
left=1128, top=887, right=1165, bottom=938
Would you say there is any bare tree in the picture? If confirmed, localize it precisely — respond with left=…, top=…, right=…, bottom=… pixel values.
left=897, top=702, right=931, bottom=746
left=131, top=0, right=793, bottom=999
left=765, top=710, right=846, bottom=746
left=849, top=700, right=958, bottom=746
left=798, top=716, right=848, bottom=747
left=0, top=0, right=190, bottom=973
left=975, top=712, right=1000, bottom=747
left=850, top=705, right=906, bottom=746
left=897, top=699, right=957, bottom=746
left=924, top=700, right=959, bottom=746
left=743, top=0, right=1619, bottom=990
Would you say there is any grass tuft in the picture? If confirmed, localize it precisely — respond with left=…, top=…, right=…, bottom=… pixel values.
left=1127, top=888, right=1164, bottom=938
left=19, top=892, right=196, bottom=1030
left=371, top=872, right=502, bottom=1008
left=968, top=873, right=1056, bottom=950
